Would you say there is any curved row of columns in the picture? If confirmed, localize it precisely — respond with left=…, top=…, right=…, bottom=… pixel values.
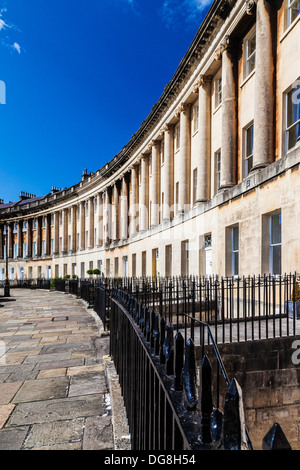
left=0, top=0, right=276, bottom=261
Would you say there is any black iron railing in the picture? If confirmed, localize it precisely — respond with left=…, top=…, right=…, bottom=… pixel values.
left=109, top=287, right=292, bottom=450
left=102, top=273, right=300, bottom=344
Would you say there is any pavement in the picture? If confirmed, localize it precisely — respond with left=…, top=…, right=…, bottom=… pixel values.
left=0, top=288, right=130, bottom=451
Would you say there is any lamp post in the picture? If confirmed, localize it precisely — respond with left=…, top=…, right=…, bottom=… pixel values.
left=4, top=223, right=10, bottom=297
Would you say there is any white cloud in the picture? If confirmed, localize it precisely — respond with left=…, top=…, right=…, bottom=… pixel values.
left=0, top=18, right=7, bottom=30
left=0, top=5, right=22, bottom=54
left=161, top=0, right=213, bottom=29
left=12, top=42, right=21, bottom=54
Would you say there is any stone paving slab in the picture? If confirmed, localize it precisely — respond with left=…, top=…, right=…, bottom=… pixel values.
left=0, top=288, right=129, bottom=450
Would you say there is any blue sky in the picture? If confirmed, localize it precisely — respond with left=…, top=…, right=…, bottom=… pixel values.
left=0, top=0, right=213, bottom=203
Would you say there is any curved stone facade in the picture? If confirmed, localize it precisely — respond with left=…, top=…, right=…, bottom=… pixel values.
left=0, top=0, right=300, bottom=281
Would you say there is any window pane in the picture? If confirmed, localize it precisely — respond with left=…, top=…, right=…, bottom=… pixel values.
left=288, top=0, right=300, bottom=24
left=246, top=124, right=254, bottom=157
left=247, top=33, right=256, bottom=58
left=232, top=226, right=239, bottom=251
left=271, top=213, right=281, bottom=245
left=287, top=86, right=300, bottom=127
left=272, top=245, right=281, bottom=275
left=233, top=252, right=239, bottom=276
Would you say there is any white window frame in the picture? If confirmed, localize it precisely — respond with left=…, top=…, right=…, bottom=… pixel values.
left=244, top=27, right=256, bottom=78
left=231, top=225, right=239, bottom=277
left=214, top=74, right=222, bottom=109
left=174, top=123, right=180, bottom=152
left=285, top=82, right=300, bottom=153
left=193, top=168, right=198, bottom=205
left=287, top=0, right=300, bottom=28
left=243, top=121, right=254, bottom=177
left=214, top=150, right=221, bottom=194
left=269, top=212, right=281, bottom=275
left=192, top=103, right=199, bottom=134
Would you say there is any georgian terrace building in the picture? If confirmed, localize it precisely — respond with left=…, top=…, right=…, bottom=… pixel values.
left=0, top=0, right=299, bottom=282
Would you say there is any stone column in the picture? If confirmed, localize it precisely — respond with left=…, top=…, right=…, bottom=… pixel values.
left=27, top=219, right=33, bottom=258
left=121, top=176, right=128, bottom=240
left=80, top=202, right=85, bottom=251
left=178, top=103, right=191, bottom=211
left=96, top=193, right=103, bottom=247
left=71, top=206, right=77, bottom=252
left=61, top=210, right=68, bottom=254
left=36, top=217, right=42, bottom=257
left=253, top=0, right=275, bottom=169
left=103, top=191, right=108, bottom=244
left=0, top=224, right=4, bottom=259
left=162, top=124, right=174, bottom=221
left=220, top=37, right=238, bottom=189
left=139, top=155, right=149, bottom=231
left=17, top=221, right=23, bottom=258
left=53, top=212, right=59, bottom=255
left=88, top=197, right=94, bottom=248
left=112, top=183, right=119, bottom=242
left=130, top=165, right=138, bottom=236
left=150, top=142, right=160, bottom=227
left=196, top=75, right=212, bottom=203
left=45, top=214, right=51, bottom=256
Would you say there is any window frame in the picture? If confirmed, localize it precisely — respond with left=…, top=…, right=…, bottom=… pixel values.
left=269, top=212, right=282, bottom=275
left=231, top=225, right=239, bottom=277
left=192, top=103, right=199, bottom=134
left=243, top=121, right=254, bottom=178
left=244, top=27, right=256, bottom=78
left=174, top=122, right=180, bottom=152
left=286, top=0, right=300, bottom=28
left=214, top=74, right=222, bottom=110
left=285, top=82, right=300, bottom=153
left=214, top=150, right=221, bottom=194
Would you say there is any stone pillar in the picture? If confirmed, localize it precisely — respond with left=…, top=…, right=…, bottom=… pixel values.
left=140, top=155, right=149, bottom=231
left=162, top=124, right=174, bottom=221
left=88, top=197, right=94, bottom=248
left=36, top=217, right=42, bottom=257
left=220, top=37, right=238, bottom=189
left=178, top=103, right=191, bottom=211
left=17, top=221, right=23, bottom=258
left=53, top=212, right=59, bottom=255
left=130, top=165, right=138, bottom=236
left=196, top=75, right=212, bottom=202
left=45, top=214, right=51, bottom=256
left=96, top=193, right=103, bottom=247
left=253, top=0, right=275, bottom=169
left=103, top=191, right=108, bottom=244
left=61, top=210, right=68, bottom=254
left=7, top=223, right=13, bottom=259
left=80, top=202, right=85, bottom=251
left=112, top=183, right=119, bottom=242
left=121, top=176, right=128, bottom=240
left=0, top=224, right=4, bottom=259
left=27, top=219, right=33, bottom=258
left=71, top=206, right=77, bottom=252
left=150, top=142, right=160, bottom=227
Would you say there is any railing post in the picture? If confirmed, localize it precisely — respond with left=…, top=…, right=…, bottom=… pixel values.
left=262, top=423, right=291, bottom=450
left=163, top=323, right=174, bottom=375
left=223, top=378, right=248, bottom=450
left=159, top=317, right=166, bottom=364
left=182, top=338, right=197, bottom=411
left=199, top=355, right=213, bottom=444
left=174, top=332, right=184, bottom=391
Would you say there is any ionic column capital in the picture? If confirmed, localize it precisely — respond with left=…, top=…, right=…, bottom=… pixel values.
left=246, top=0, right=256, bottom=15
left=175, top=102, right=191, bottom=118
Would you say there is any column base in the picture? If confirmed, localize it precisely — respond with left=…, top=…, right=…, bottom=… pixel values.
left=251, top=162, right=270, bottom=172
left=194, top=199, right=208, bottom=205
